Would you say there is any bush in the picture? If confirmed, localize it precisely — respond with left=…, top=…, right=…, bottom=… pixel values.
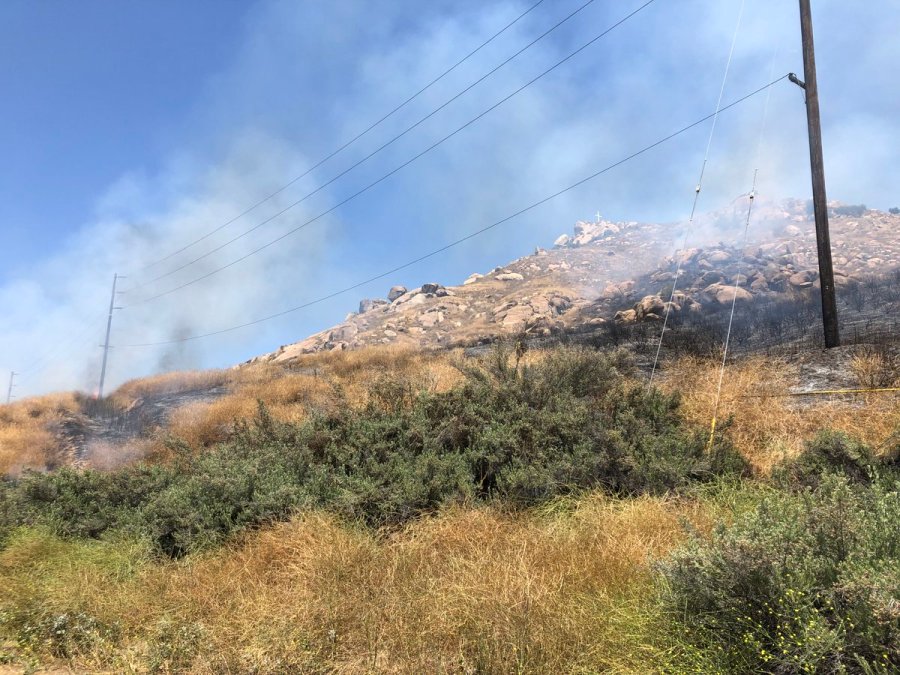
left=890, top=207, right=900, bottom=216
left=775, top=430, right=885, bottom=489
left=832, top=204, right=868, bottom=217
left=660, top=474, right=900, bottom=673
left=0, top=347, right=747, bottom=557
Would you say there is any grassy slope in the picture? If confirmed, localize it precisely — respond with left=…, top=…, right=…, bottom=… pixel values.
left=0, top=490, right=753, bottom=673
left=0, top=345, right=897, bottom=673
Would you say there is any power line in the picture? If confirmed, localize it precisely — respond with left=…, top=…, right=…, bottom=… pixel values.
left=126, top=0, right=659, bottom=306
left=706, top=44, right=780, bottom=450
left=118, top=76, right=787, bottom=348
left=98, top=273, right=125, bottom=398
left=127, top=0, right=609, bottom=293
left=128, top=0, right=569, bottom=280
left=706, top=171, right=757, bottom=451
left=14, top=309, right=108, bottom=381
left=649, top=0, right=746, bottom=386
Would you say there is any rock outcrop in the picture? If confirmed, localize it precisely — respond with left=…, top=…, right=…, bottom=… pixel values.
left=249, top=199, right=900, bottom=364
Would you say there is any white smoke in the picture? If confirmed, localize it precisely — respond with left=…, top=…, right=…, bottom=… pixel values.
left=1, top=0, right=897, bottom=396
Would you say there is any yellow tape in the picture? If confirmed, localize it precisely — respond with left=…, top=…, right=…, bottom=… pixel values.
left=706, top=417, right=717, bottom=452
left=736, top=387, right=900, bottom=399
left=786, top=387, right=900, bottom=397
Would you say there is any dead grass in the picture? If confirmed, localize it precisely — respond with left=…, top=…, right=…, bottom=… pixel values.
left=664, top=355, right=900, bottom=474
left=0, top=393, right=80, bottom=475
left=0, top=495, right=715, bottom=673
left=848, top=345, right=900, bottom=389
left=1, top=347, right=469, bottom=474
left=107, top=369, right=232, bottom=409
left=288, top=345, right=464, bottom=405
left=158, top=348, right=464, bottom=456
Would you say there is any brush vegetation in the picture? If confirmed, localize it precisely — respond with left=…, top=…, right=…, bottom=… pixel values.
left=0, top=347, right=745, bottom=557
left=0, top=344, right=898, bottom=672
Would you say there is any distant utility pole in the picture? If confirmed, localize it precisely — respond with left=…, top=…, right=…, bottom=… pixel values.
left=790, top=0, right=840, bottom=348
left=98, top=273, right=125, bottom=398
left=5, top=371, right=15, bottom=405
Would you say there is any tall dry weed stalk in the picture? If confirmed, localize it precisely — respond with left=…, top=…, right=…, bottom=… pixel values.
left=849, top=344, right=900, bottom=389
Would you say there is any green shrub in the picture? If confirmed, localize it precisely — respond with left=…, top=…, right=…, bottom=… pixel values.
left=832, top=204, right=868, bottom=217
left=774, top=430, right=898, bottom=491
left=660, top=474, right=900, bottom=673
left=0, top=347, right=747, bottom=556
left=14, top=465, right=174, bottom=539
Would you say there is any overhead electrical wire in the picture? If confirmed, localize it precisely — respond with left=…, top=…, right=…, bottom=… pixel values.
left=648, top=0, right=746, bottom=386
left=12, top=310, right=108, bottom=393
left=705, top=170, right=757, bottom=450
left=133, top=0, right=550, bottom=275
left=126, top=0, right=613, bottom=294
left=125, top=0, right=659, bottom=306
left=117, top=76, right=787, bottom=348
left=706, top=44, right=781, bottom=450
left=127, top=0, right=595, bottom=289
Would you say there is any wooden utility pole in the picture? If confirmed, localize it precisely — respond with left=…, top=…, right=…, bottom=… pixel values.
left=792, top=0, right=840, bottom=347
left=98, top=273, right=124, bottom=398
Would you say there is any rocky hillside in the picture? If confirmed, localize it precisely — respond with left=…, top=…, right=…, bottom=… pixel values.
left=252, top=198, right=900, bottom=364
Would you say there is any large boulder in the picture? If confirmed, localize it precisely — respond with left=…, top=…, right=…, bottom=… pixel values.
left=501, top=305, right=534, bottom=332
left=387, top=285, right=408, bottom=302
left=704, top=283, right=752, bottom=305
left=750, top=276, right=770, bottom=293
left=614, top=309, right=638, bottom=324
left=548, top=294, right=572, bottom=314
left=495, top=272, right=524, bottom=282
left=603, top=280, right=635, bottom=299
left=421, top=282, right=443, bottom=295
left=706, top=250, right=732, bottom=263
left=358, top=298, right=388, bottom=314
left=789, top=270, right=818, bottom=288
left=328, top=323, right=358, bottom=343
left=418, top=310, right=445, bottom=328
left=634, top=295, right=666, bottom=319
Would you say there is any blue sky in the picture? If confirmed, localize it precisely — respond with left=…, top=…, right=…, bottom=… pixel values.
left=1, top=0, right=898, bottom=396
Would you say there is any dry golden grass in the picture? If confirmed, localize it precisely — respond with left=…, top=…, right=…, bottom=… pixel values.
left=159, top=347, right=464, bottom=455
left=0, top=393, right=80, bottom=475
left=107, top=369, right=232, bottom=409
left=288, top=345, right=464, bottom=404
left=664, top=355, right=900, bottom=474
left=1, top=347, right=468, bottom=473
left=848, top=345, right=900, bottom=390
left=162, top=371, right=333, bottom=451
left=129, top=348, right=460, bottom=463
left=0, top=495, right=714, bottom=673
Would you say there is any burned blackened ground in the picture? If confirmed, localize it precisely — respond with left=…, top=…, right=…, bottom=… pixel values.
left=51, top=384, right=228, bottom=467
